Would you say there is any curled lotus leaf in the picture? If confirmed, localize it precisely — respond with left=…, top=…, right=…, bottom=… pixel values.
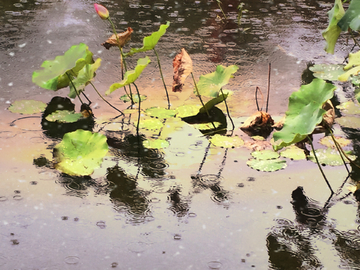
left=102, top=27, right=133, bottom=49
left=338, top=0, right=360, bottom=31
left=54, top=129, right=109, bottom=176
left=273, top=79, right=336, bottom=151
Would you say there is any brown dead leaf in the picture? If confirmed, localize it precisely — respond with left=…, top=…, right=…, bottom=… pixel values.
left=240, top=111, right=274, bottom=137
left=102, top=27, right=133, bottom=50
left=172, top=48, right=193, bottom=92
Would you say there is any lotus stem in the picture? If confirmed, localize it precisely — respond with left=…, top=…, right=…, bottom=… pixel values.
left=191, top=72, right=217, bottom=130
left=132, top=82, right=141, bottom=135
left=328, top=129, right=350, bottom=173
left=220, top=88, right=235, bottom=132
left=308, top=135, right=334, bottom=194
left=216, top=0, right=227, bottom=21
left=89, top=82, right=124, bottom=116
left=153, top=48, right=171, bottom=109
left=266, top=63, right=271, bottom=113
left=65, top=72, right=83, bottom=105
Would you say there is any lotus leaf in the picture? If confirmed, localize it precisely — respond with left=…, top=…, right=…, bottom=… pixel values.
left=322, top=0, right=345, bottom=54
left=143, top=139, right=169, bottom=149
left=175, top=105, right=201, bottom=118
left=54, top=130, right=108, bottom=176
left=106, top=57, right=151, bottom=95
left=126, top=22, right=170, bottom=56
left=308, top=148, right=355, bottom=166
left=145, top=107, right=176, bottom=119
left=247, top=158, right=287, bottom=172
left=209, top=134, right=244, bottom=148
left=120, top=94, right=147, bottom=103
left=336, top=116, right=360, bottom=129
left=319, top=136, right=351, bottom=148
left=138, top=118, right=163, bottom=131
left=45, top=110, right=83, bottom=123
left=69, top=58, right=101, bottom=98
left=338, top=0, right=360, bottom=31
left=251, top=150, right=279, bottom=160
left=8, top=100, right=46, bottom=114
left=336, top=100, right=360, bottom=114
left=32, top=43, right=94, bottom=90
left=196, top=65, right=238, bottom=98
left=310, top=64, right=346, bottom=80
left=199, top=91, right=230, bottom=114
left=273, top=79, right=336, bottom=151
left=280, top=145, right=306, bottom=160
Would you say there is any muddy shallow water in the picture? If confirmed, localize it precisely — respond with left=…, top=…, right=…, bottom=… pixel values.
left=1, top=0, right=360, bottom=269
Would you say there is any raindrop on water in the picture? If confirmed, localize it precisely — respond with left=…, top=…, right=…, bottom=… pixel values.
left=173, top=234, right=181, bottom=240
left=96, top=221, right=106, bottom=229
left=64, top=256, right=79, bottom=265
left=207, top=260, right=222, bottom=269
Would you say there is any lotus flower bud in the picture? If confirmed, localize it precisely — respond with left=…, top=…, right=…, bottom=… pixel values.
left=94, top=4, right=109, bottom=20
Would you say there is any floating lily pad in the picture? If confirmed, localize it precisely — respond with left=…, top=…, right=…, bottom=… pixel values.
left=308, top=148, right=355, bottom=166
left=8, top=100, right=47, bottom=114
left=209, top=134, right=244, bottom=148
left=138, top=118, right=164, bottom=131
left=120, top=94, right=147, bottom=103
left=280, top=145, right=306, bottom=160
left=319, top=136, right=351, bottom=148
left=310, top=64, right=346, bottom=81
left=143, top=139, right=169, bottom=149
left=145, top=107, right=176, bottom=119
left=251, top=150, right=279, bottom=160
left=336, top=116, right=360, bottom=129
left=336, top=100, right=360, bottom=115
left=175, top=105, right=201, bottom=118
left=45, top=110, right=83, bottom=123
left=54, top=129, right=109, bottom=176
left=247, top=158, right=287, bottom=172
left=192, top=122, right=222, bottom=131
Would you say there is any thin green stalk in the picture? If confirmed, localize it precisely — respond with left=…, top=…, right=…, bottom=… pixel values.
left=65, top=72, right=83, bottom=104
left=107, top=17, right=134, bottom=104
left=153, top=48, right=170, bottom=109
left=308, top=135, right=334, bottom=194
left=328, top=129, right=350, bottom=173
left=89, top=82, right=124, bottom=116
left=191, top=72, right=216, bottom=130
left=220, top=88, right=235, bottom=132
left=132, top=82, right=141, bottom=135
left=216, top=0, right=227, bottom=20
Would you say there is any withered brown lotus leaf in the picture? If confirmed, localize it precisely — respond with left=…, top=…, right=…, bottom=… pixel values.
left=240, top=111, right=274, bottom=137
left=102, top=27, right=133, bottom=49
left=172, top=48, right=193, bottom=92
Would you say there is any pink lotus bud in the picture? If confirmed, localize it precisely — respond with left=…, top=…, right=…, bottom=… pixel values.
left=94, top=4, right=109, bottom=20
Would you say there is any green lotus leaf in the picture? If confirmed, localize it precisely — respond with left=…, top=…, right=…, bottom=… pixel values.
left=309, top=64, right=346, bottom=80
left=308, top=148, right=355, bottom=166
left=273, top=79, right=336, bottom=151
left=196, top=65, right=238, bottom=98
left=247, top=158, right=287, bottom=172
left=32, top=43, right=94, bottom=90
left=336, top=100, right=360, bottom=114
left=336, top=116, right=360, bottom=129
left=338, top=0, right=360, bottom=31
left=69, top=58, right=101, bottom=98
left=319, top=136, right=351, bottom=148
left=199, top=91, right=230, bottom=114
left=45, top=110, right=82, bottom=123
left=54, top=129, right=108, bottom=176
left=126, top=22, right=170, bottom=56
left=106, top=57, right=151, bottom=95
left=280, top=145, right=306, bottom=160
left=209, top=134, right=244, bottom=148
left=120, top=94, right=147, bottom=103
left=138, top=118, right=164, bottom=131
left=175, top=105, right=201, bottom=118
left=143, top=139, right=169, bottom=149
left=192, top=122, right=222, bottom=131
left=8, top=99, right=46, bottom=114
left=322, top=0, right=345, bottom=54
left=145, top=107, right=176, bottom=119
left=251, top=149, right=279, bottom=160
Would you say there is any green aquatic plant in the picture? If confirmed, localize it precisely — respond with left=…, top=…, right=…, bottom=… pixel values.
left=54, top=129, right=109, bottom=176
left=8, top=100, right=46, bottom=114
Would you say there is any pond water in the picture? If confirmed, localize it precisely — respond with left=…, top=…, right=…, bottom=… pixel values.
left=1, top=0, right=360, bottom=269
